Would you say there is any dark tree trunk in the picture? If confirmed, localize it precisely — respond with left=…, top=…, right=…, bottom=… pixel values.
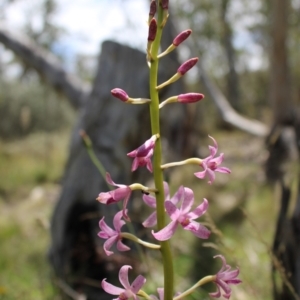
left=220, top=0, right=240, bottom=112
left=266, top=1, right=300, bottom=299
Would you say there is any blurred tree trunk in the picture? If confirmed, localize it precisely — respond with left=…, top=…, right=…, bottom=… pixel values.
left=266, top=1, right=300, bottom=299
left=220, top=0, right=240, bottom=112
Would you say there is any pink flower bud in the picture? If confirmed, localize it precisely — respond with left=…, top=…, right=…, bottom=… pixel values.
left=149, top=0, right=157, bottom=17
left=178, top=93, right=204, bottom=103
left=111, top=88, right=129, bottom=102
left=161, top=0, right=169, bottom=9
left=173, top=29, right=192, bottom=46
left=148, top=18, right=157, bottom=41
left=177, top=57, right=198, bottom=75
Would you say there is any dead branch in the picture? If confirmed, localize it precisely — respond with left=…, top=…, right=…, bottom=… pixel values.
left=0, top=23, right=89, bottom=109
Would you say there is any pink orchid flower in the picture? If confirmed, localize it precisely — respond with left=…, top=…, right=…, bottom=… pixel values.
left=98, top=210, right=130, bottom=256
left=195, top=136, right=231, bottom=184
left=209, top=255, right=242, bottom=299
left=152, top=187, right=210, bottom=241
left=96, top=173, right=132, bottom=220
left=102, top=265, right=146, bottom=300
left=142, top=182, right=183, bottom=228
left=127, top=135, right=157, bottom=172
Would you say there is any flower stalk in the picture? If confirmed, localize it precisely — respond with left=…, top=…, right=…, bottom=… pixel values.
left=149, top=4, right=174, bottom=300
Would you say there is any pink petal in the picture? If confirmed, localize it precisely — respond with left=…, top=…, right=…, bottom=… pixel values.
left=209, top=286, right=221, bottom=298
left=119, top=265, right=132, bottom=289
left=113, top=187, right=131, bottom=201
left=152, top=220, right=178, bottom=241
left=208, top=135, right=218, bottom=155
left=215, top=166, right=231, bottom=174
left=170, top=185, right=184, bottom=205
left=187, top=198, right=209, bottom=220
left=122, top=193, right=131, bottom=221
left=131, top=158, right=139, bottom=171
left=99, top=218, right=117, bottom=237
left=113, top=210, right=126, bottom=232
left=130, top=275, right=146, bottom=294
left=143, top=194, right=156, bottom=208
left=165, top=201, right=180, bottom=220
left=146, top=158, right=153, bottom=172
left=142, top=211, right=157, bottom=228
left=210, top=153, right=224, bottom=166
left=97, top=192, right=113, bottom=204
left=209, top=287, right=221, bottom=299
left=194, top=169, right=207, bottom=179
left=102, top=279, right=125, bottom=295
left=180, top=187, right=194, bottom=214
left=216, top=279, right=232, bottom=296
left=163, top=181, right=170, bottom=199
left=105, top=172, right=127, bottom=188
left=207, top=168, right=215, bottom=184
left=183, top=221, right=210, bottom=239
left=103, top=236, right=119, bottom=256
left=117, top=240, right=131, bottom=252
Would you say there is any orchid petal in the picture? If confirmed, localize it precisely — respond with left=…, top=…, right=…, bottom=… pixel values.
left=183, top=221, right=210, bottom=239
left=102, top=279, right=125, bottom=295
left=143, top=194, right=156, bottom=208
left=117, top=240, right=131, bottom=252
left=152, top=220, right=178, bottom=241
left=194, top=170, right=207, bottom=179
left=131, top=275, right=146, bottom=294
left=99, top=218, right=117, bottom=237
left=103, top=236, right=119, bottom=256
left=180, top=187, right=194, bottom=214
left=113, top=210, right=126, bottom=232
left=215, top=166, right=231, bottom=174
left=187, top=198, right=209, bottom=219
left=165, top=201, right=180, bottom=220
left=119, top=265, right=131, bottom=289
left=142, top=211, right=157, bottom=228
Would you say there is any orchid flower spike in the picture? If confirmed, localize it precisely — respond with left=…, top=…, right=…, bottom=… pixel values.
left=98, top=210, right=130, bottom=256
left=194, top=136, right=231, bottom=184
left=127, top=135, right=158, bottom=172
left=142, top=182, right=183, bottom=227
left=152, top=187, right=210, bottom=241
left=209, top=255, right=242, bottom=299
left=102, top=265, right=146, bottom=300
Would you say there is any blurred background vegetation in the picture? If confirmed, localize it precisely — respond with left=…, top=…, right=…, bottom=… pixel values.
left=0, top=0, right=299, bottom=299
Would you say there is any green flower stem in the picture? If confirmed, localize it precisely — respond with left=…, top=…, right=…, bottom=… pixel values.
left=149, top=5, right=174, bottom=300
left=121, top=232, right=161, bottom=249
left=173, top=275, right=215, bottom=300
left=161, top=158, right=202, bottom=170
left=138, top=289, right=153, bottom=300
left=159, top=96, right=178, bottom=109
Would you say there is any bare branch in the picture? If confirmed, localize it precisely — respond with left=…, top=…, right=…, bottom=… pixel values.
left=198, top=61, right=269, bottom=137
left=0, top=23, right=90, bottom=109
left=187, top=36, right=268, bottom=137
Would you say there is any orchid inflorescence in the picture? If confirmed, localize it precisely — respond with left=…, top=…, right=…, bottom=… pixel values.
left=96, top=1, right=241, bottom=299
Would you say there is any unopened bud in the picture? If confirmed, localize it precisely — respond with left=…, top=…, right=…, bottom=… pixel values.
left=111, top=88, right=129, bottom=102
left=161, top=0, right=169, bottom=9
left=149, top=0, right=157, bottom=17
left=177, top=57, right=198, bottom=75
left=173, top=29, right=192, bottom=46
left=178, top=93, right=205, bottom=103
left=148, top=18, right=157, bottom=41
